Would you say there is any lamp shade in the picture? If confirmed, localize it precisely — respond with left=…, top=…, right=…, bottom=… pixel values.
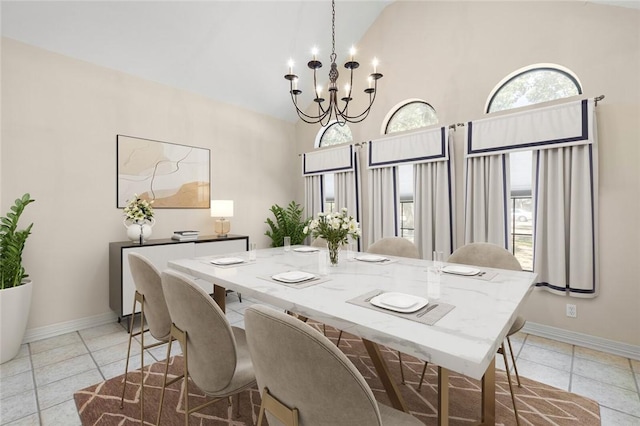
left=211, top=200, right=234, bottom=217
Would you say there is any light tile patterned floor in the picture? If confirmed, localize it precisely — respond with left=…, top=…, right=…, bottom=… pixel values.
left=1, top=293, right=639, bottom=425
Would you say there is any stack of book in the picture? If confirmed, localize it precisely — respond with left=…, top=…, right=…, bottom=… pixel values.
left=171, top=230, right=200, bottom=241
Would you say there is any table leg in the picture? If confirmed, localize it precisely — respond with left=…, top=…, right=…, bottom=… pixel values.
left=437, top=367, right=449, bottom=426
left=480, top=357, right=496, bottom=425
left=361, top=339, right=408, bottom=413
left=213, top=285, right=226, bottom=313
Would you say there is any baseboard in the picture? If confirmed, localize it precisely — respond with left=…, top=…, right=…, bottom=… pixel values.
left=23, top=311, right=119, bottom=344
left=21, top=313, right=640, bottom=362
left=523, top=322, right=640, bottom=361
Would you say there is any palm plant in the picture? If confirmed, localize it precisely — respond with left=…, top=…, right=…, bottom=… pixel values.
left=0, top=194, right=35, bottom=289
left=264, top=201, right=311, bottom=247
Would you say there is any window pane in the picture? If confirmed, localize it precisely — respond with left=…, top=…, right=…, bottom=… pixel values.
left=488, top=68, right=580, bottom=113
left=319, top=122, right=352, bottom=147
left=386, top=101, right=438, bottom=134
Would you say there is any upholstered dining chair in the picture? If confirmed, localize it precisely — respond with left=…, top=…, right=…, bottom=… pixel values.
left=310, top=237, right=327, bottom=248
left=444, top=242, right=524, bottom=425
left=244, top=305, right=424, bottom=426
left=366, top=237, right=421, bottom=385
left=158, top=270, right=256, bottom=426
left=367, top=236, right=420, bottom=259
left=120, top=252, right=174, bottom=424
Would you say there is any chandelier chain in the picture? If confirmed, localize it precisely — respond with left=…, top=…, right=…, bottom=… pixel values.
left=331, top=0, right=336, bottom=63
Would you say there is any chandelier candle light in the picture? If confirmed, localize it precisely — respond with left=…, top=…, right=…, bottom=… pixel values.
left=284, top=0, right=383, bottom=126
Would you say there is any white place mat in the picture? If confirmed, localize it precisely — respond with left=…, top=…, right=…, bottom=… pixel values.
left=258, top=273, right=330, bottom=289
left=347, top=289, right=454, bottom=326
left=202, top=259, right=253, bottom=269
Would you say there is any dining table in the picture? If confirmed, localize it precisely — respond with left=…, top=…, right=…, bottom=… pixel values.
left=167, top=245, right=537, bottom=425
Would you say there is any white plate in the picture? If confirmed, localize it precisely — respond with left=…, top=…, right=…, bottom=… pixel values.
left=293, top=247, right=320, bottom=253
left=442, top=265, right=481, bottom=276
left=210, top=257, right=245, bottom=266
left=370, top=292, right=428, bottom=313
left=355, top=254, right=389, bottom=263
left=272, top=271, right=316, bottom=283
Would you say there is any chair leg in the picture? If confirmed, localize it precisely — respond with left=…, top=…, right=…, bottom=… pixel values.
left=398, top=352, right=406, bottom=384
left=156, top=332, right=172, bottom=426
left=506, top=336, right=521, bottom=387
left=500, top=343, right=520, bottom=426
left=234, top=393, right=241, bottom=418
left=139, top=301, right=145, bottom=423
left=120, top=295, right=138, bottom=408
left=417, top=362, right=429, bottom=391
left=336, top=330, right=343, bottom=347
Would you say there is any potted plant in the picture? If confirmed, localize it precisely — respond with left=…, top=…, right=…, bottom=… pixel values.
left=0, top=193, right=35, bottom=364
left=264, top=201, right=311, bottom=247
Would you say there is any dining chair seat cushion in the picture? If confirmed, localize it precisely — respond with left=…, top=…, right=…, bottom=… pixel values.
left=367, top=237, right=420, bottom=259
left=128, top=253, right=171, bottom=342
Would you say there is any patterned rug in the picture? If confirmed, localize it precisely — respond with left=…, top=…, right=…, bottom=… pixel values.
left=74, top=324, right=601, bottom=425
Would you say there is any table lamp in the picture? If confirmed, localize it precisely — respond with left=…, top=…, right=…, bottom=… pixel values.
left=211, top=200, right=234, bottom=237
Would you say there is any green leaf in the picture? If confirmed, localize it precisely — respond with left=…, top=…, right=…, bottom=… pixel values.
left=0, top=193, right=35, bottom=289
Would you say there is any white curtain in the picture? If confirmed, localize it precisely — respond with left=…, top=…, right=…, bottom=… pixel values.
left=463, top=154, right=511, bottom=249
left=304, top=175, right=323, bottom=221
left=366, top=166, right=399, bottom=246
left=335, top=151, right=362, bottom=251
left=414, top=139, right=455, bottom=258
left=532, top=143, right=598, bottom=297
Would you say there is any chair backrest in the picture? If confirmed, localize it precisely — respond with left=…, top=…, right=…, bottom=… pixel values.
left=244, top=305, right=382, bottom=426
left=367, top=237, right=420, bottom=259
left=447, top=242, right=522, bottom=271
left=310, top=237, right=327, bottom=248
left=127, top=253, right=171, bottom=341
left=161, top=270, right=239, bottom=394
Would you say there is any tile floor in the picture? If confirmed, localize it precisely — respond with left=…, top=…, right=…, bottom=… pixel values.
left=1, top=293, right=639, bottom=425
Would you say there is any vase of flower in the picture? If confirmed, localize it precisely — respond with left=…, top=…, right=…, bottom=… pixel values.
left=304, top=208, right=360, bottom=267
left=122, top=194, right=155, bottom=244
left=327, top=240, right=341, bottom=266
left=123, top=218, right=155, bottom=243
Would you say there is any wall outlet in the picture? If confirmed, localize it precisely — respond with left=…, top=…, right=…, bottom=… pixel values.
left=566, top=303, right=577, bottom=318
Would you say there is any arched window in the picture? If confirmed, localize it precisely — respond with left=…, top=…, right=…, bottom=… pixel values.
left=317, top=121, right=353, bottom=148
left=486, top=65, right=582, bottom=113
left=384, top=100, right=438, bottom=134
left=314, top=122, right=353, bottom=212
left=487, top=64, right=582, bottom=271
left=382, top=100, right=438, bottom=242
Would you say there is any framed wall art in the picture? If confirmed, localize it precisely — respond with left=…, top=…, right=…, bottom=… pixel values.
left=117, top=135, right=210, bottom=208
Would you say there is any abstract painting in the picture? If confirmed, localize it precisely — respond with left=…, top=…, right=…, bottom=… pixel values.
left=117, top=135, right=210, bottom=208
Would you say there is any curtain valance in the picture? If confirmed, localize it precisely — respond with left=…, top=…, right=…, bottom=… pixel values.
left=368, top=127, right=448, bottom=169
left=467, top=99, right=594, bottom=157
left=303, top=144, right=354, bottom=176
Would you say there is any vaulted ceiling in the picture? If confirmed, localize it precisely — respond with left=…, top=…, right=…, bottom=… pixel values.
left=1, top=1, right=391, bottom=123
left=2, top=1, right=636, bottom=123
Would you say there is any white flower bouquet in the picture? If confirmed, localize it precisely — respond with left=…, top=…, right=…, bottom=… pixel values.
left=304, top=208, right=360, bottom=265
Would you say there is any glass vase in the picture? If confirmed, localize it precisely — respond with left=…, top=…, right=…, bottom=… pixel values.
left=327, top=240, right=340, bottom=266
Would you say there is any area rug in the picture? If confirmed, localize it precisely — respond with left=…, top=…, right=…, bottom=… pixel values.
left=74, top=324, right=600, bottom=425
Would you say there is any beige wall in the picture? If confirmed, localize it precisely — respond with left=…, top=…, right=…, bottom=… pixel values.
left=295, top=1, right=640, bottom=346
left=1, top=38, right=297, bottom=330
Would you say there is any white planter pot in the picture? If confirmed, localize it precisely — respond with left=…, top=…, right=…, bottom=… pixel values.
left=0, top=280, right=33, bottom=364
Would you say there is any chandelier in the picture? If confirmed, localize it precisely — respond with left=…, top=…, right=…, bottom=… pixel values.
left=284, top=0, right=383, bottom=126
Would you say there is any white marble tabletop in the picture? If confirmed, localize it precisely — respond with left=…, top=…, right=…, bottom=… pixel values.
left=167, top=246, right=537, bottom=380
